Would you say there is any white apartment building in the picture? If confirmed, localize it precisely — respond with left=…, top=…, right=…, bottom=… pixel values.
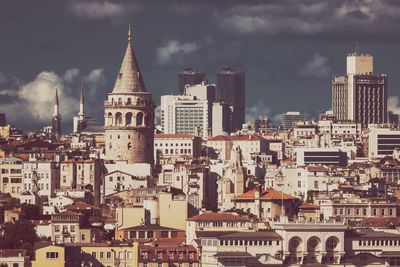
left=23, top=160, right=59, bottom=198
left=154, top=133, right=202, bottom=162
left=368, top=126, right=400, bottom=159
left=103, top=162, right=151, bottom=196
left=161, top=95, right=209, bottom=139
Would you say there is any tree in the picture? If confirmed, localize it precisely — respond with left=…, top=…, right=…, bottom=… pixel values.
left=0, top=219, right=37, bottom=252
left=20, top=203, right=41, bottom=220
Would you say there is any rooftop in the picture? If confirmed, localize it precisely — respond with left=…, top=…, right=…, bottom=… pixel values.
left=187, top=212, right=249, bottom=222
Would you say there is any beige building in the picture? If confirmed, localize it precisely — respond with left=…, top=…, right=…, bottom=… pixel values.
left=51, top=210, right=102, bottom=244
left=112, top=186, right=187, bottom=239
left=104, top=26, right=155, bottom=165
left=0, top=157, right=23, bottom=197
left=316, top=193, right=399, bottom=222
left=60, top=159, right=102, bottom=205
left=32, top=241, right=139, bottom=267
left=207, top=134, right=267, bottom=161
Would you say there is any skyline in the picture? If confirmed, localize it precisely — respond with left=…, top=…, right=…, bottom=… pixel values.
left=2, top=0, right=400, bottom=131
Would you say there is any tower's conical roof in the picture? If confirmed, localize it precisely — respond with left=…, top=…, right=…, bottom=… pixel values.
left=112, top=25, right=146, bottom=93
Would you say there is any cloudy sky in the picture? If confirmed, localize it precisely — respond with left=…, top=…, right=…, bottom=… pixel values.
left=2, top=0, right=400, bottom=131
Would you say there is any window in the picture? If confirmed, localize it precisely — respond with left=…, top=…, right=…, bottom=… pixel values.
left=107, top=252, right=112, bottom=259
left=70, top=225, right=75, bottom=232
left=297, top=181, right=301, bottom=188
left=161, top=231, right=169, bottom=238
left=91, top=252, right=96, bottom=258
left=100, top=252, right=104, bottom=259
left=147, top=231, right=154, bottom=238
left=81, top=234, right=86, bottom=241
left=129, top=231, right=136, bottom=239
left=169, top=253, right=174, bottom=260
left=46, top=252, right=59, bottom=259
left=55, top=225, right=60, bottom=232
left=139, top=231, right=145, bottom=238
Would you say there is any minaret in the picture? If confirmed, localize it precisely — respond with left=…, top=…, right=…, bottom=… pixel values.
left=76, top=87, right=87, bottom=132
left=79, top=87, right=85, bottom=120
left=52, top=88, right=61, bottom=140
left=104, top=25, right=155, bottom=165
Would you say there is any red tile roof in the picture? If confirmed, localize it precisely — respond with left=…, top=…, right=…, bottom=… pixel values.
left=208, top=135, right=265, bottom=141
left=234, top=189, right=295, bottom=201
left=54, top=210, right=81, bottom=216
left=299, top=202, right=318, bottom=210
left=307, top=166, right=328, bottom=172
left=356, top=217, right=400, bottom=228
left=64, top=201, right=101, bottom=210
left=187, top=212, right=249, bottom=222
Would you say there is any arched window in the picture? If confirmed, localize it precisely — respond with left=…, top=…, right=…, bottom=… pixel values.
left=136, top=112, right=144, bottom=126
left=128, top=143, right=132, bottom=149
left=326, top=237, right=338, bottom=251
left=115, top=112, right=122, bottom=126
left=118, top=98, right=122, bottom=104
left=137, top=98, right=142, bottom=105
left=107, top=112, right=113, bottom=126
left=125, top=112, right=133, bottom=126
left=127, top=98, right=131, bottom=104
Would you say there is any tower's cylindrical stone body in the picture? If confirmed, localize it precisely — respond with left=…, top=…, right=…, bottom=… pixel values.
left=104, top=27, right=155, bottom=165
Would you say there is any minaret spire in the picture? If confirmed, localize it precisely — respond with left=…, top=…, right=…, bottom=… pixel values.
left=53, top=88, right=59, bottom=115
left=79, top=87, right=85, bottom=118
left=52, top=88, right=61, bottom=140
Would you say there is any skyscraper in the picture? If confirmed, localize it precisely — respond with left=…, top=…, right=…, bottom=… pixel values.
left=104, top=26, right=155, bottom=165
left=281, top=112, right=305, bottom=130
left=51, top=89, right=61, bottom=140
left=332, top=51, right=388, bottom=127
left=178, top=68, right=206, bottom=94
left=217, top=67, right=245, bottom=131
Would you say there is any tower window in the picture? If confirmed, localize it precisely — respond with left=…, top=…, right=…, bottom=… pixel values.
left=126, top=112, right=133, bottom=126
left=136, top=112, right=144, bottom=126
left=128, top=143, right=132, bottom=149
left=118, top=135, right=120, bottom=139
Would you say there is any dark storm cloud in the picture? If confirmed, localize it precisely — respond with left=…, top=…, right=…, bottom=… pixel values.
left=1, top=0, right=400, bottom=131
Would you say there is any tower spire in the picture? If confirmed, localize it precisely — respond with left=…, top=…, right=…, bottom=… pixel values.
left=128, top=24, right=132, bottom=43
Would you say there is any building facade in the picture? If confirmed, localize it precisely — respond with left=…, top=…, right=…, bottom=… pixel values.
left=217, top=67, right=245, bottom=131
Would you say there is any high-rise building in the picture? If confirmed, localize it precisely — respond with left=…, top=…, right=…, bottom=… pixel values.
left=281, top=112, right=305, bottom=130
left=185, top=82, right=216, bottom=128
left=217, top=67, right=245, bottom=131
left=211, top=102, right=232, bottom=136
left=332, top=51, right=388, bottom=127
left=51, top=89, right=61, bottom=140
left=160, top=95, right=208, bottom=139
left=104, top=26, right=155, bottom=165
left=178, top=68, right=206, bottom=94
